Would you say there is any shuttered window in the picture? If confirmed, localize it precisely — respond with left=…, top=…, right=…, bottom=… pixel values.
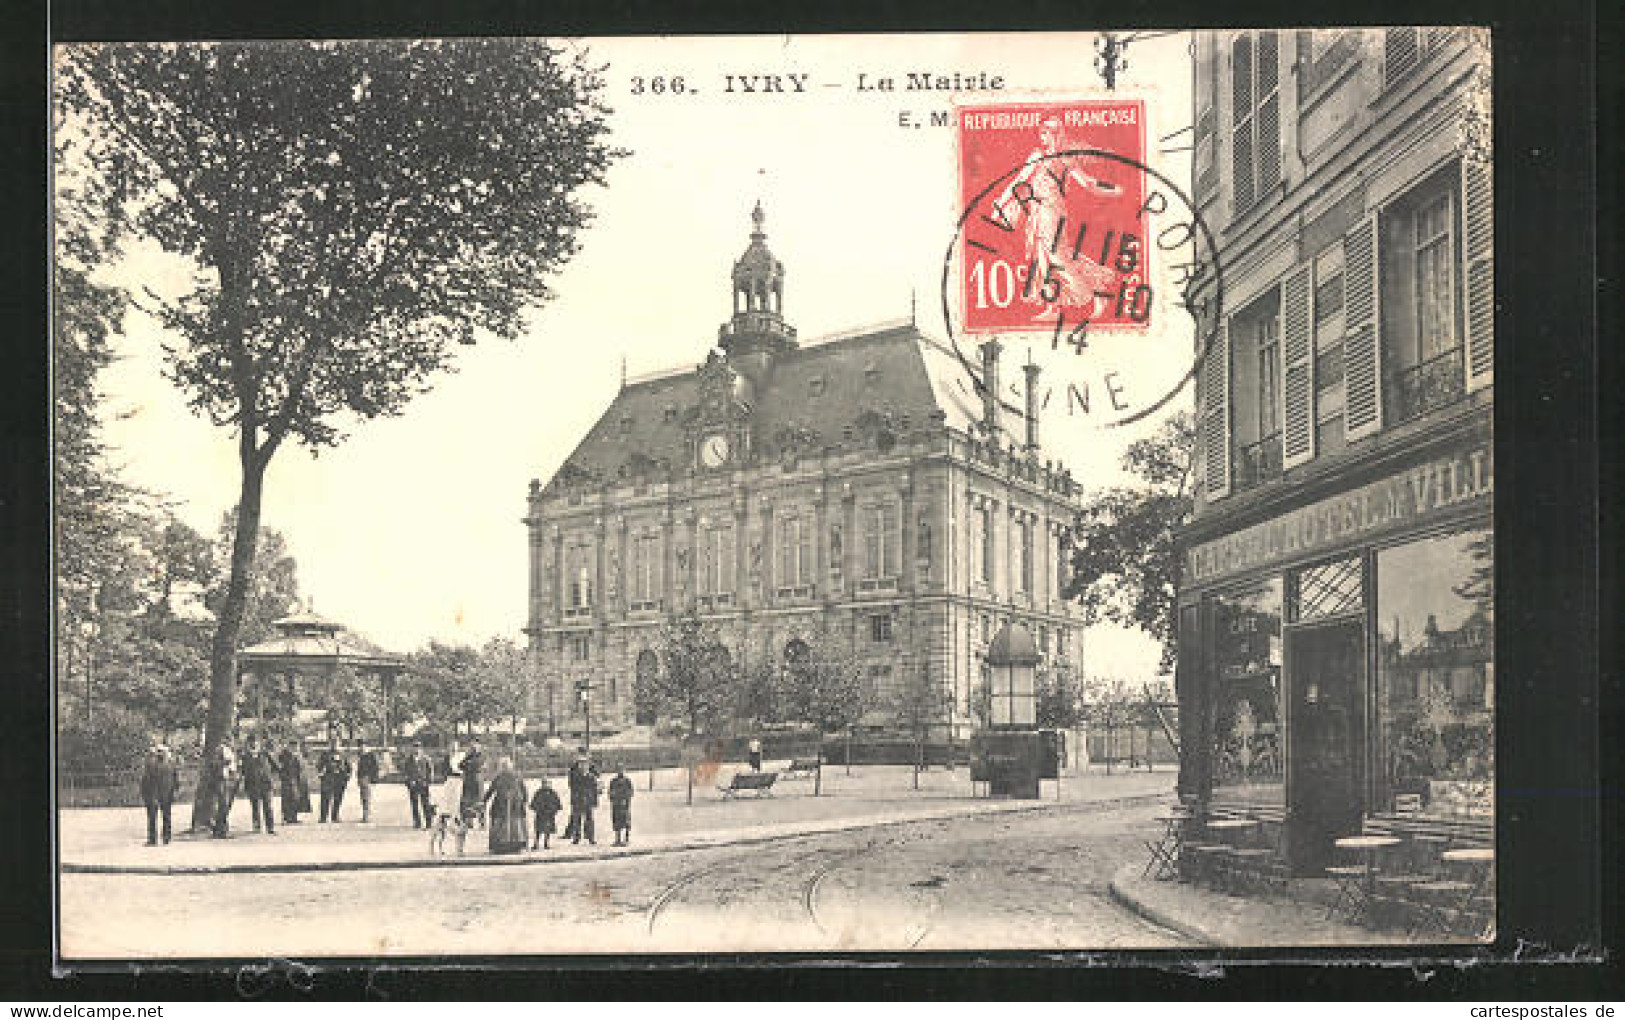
left=1385, top=27, right=1454, bottom=89
left=1343, top=215, right=1383, bottom=440
left=1230, top=31, right=1281, bottom=215
left=1462, top=158, right=1494, bottom=391
left=1281, top=265, right=1317, bottom=468
left=1202, top=321, right=1232, bottom=500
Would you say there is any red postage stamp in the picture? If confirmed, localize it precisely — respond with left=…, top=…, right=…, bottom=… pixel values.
left=956, top=99, right=1150, bottom=337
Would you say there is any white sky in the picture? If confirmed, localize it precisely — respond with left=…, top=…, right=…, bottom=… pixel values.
left=87, top=31, right=1195, bottom=680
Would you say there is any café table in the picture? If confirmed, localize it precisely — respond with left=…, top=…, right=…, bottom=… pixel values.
left=1434, top=847, right=1495, bottom=936
left=1142, top=810, right=1192, bottom=881
left=1330, top=834, right=1402, bottom=925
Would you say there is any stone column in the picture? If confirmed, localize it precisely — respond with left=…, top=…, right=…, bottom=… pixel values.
left=733, top=493, right=749, bottom=606
left=758, top=495, right=775, bottom=605
left=551, top=526, right=565, bottom=621
left=661, top=506, right=676, bottom=612
left=899, top=476, right=915, bottom=594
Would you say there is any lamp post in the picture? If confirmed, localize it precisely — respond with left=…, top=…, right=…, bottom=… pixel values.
left=575, top=678, right=593, bottom=755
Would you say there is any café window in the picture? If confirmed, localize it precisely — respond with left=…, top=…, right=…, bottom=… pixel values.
left=1376, top=528, right=1494, bottom=820
left=1211, top=578, right=1284, bottom=805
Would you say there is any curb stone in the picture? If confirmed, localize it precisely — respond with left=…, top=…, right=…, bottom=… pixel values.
left=1107, top=862, right=1223, bottom=947
left=63, top=790, right=1170, bottom=876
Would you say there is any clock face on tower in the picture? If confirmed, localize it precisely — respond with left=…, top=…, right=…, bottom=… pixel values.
left=699, top=432, right=731, bottom=469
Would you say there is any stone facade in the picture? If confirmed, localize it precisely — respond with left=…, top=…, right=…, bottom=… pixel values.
left=525, top=205, right=1086, bottom=740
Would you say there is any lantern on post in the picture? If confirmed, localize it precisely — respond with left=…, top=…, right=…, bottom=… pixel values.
left=975, top=621, right=1044, bottom=799
left=986, top=621, right=1039, bottom=729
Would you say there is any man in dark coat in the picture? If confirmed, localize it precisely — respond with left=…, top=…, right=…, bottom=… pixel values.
left=403, top=741, right=434, bottom=829
left=139, top=743, right=179, bottom=845
left=241, top=734, right=279, bottom=835
left=608, top=765, right=634, bottom=846
left=565, top=755, right=599, bottom=846
left=277, top=744, right=306, bottom=824
left=356, top=741, right=380, bottom=823
left=317, top=739, right=351, bottom=822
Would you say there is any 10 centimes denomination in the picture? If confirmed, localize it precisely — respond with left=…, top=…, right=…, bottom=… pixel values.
left=942, top=98, right=1226, bottom=431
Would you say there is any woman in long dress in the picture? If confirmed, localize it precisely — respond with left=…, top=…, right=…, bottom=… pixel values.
left=482, top=758, right=529, bottom=855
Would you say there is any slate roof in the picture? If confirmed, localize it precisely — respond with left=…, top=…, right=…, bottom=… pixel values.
left=238, top=623, right=404, bottom=671
left=542, top=321, right=1015, bottom=495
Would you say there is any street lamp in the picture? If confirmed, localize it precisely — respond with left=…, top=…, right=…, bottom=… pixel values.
left=574, top=678, right=593, bottom=754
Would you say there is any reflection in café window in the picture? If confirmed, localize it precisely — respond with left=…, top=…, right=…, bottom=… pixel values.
left=1212, top=578, right=1284, bottom=805
left=1377, top=529, right=1494, bottom=820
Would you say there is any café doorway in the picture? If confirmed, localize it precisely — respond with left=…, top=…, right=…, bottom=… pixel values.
left=1285, top=618, right=1366, bottom=875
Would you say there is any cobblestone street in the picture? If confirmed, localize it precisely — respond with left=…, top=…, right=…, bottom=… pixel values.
left=60, top=794, right=1192, bottom=957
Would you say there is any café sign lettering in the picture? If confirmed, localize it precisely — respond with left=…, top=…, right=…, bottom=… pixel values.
left=1187, top=445, right=1492, bottom=584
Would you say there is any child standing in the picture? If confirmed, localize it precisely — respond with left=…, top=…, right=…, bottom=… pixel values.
left=608, top=766, right=634, bottom=846
left=530, top=778, right=562, bottom=850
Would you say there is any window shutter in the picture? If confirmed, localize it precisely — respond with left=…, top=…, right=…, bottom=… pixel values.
left=1281, top=265, right=1317, bottom=468
left=1231, top=35, right=1256, bottom=212
left=1203, top=320, right=1232, bottom=500
left=1343, top=214, right=1384, bottom=440
left=1461, top=157, right=1494, bottom=392
left=1384, top=28, right=1420, bottom=87
left=1256, top=32, right=1281, bottom=196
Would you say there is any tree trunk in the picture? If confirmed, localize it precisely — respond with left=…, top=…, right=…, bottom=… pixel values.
left=191, top=455, right=268, bottom=830
left=913, top=731, right=922, bottom=790
left=845, top=729, right=853, bottom=776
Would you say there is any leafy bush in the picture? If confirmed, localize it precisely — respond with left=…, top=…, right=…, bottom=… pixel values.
left=59, top=708, right=153, bottom=776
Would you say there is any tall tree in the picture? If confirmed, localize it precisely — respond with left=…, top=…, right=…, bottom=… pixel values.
left=57, top=40, right=622, bottom=777
left=889, top=667, right=945, bottom=790
left=1064, top=411, right=1195, bottom=673
left=644, top=612, right=735, bottom=803
left=204, top=511, right=300, bottom=648
left=779, top=629, right=869, bottom=789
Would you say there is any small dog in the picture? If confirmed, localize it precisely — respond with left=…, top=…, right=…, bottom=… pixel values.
left=428, top=782, right=470, bottom=857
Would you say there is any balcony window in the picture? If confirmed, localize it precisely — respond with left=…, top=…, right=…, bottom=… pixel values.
left=1229, top=288, right=1282, bottom=490
left=1381, top=167, right=1466, bottom=426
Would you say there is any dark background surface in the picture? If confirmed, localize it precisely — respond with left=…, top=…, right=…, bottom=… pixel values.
left=4, top=0, right=1615, bottom=1000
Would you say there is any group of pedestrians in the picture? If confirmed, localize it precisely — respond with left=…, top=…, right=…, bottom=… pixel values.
left=137, top=734, right=389, bottom=842
left=137, top=736, right=638, bottom=854
left=430, top=746, right=636, bottom=856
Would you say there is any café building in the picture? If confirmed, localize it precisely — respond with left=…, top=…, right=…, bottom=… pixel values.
left=1177, top=28, right=1493, bottom=873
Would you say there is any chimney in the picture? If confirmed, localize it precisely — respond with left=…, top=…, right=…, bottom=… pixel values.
left=1023, top=357, right=1041, bottom=451
left=979, top=339, right=1003, bottom=434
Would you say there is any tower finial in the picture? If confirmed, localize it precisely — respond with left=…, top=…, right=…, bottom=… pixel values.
left=751, top=199, right=765, bottom=238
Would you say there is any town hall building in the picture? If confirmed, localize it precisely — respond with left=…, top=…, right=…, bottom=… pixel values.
left=524, top=204, right=1087, bottom=740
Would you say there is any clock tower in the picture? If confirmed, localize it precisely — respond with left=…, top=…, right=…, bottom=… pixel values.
left=718, top=201, right=797, bottom=389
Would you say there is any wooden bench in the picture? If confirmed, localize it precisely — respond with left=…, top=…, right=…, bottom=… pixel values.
left=718, top=771, right=778, bottom=799
left=781, top=758, right=821, bottom=780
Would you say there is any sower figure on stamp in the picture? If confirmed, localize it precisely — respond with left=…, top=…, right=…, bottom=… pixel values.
left=317, top=739, right=351, bottom=822
left=241, top=734, right=279, bottom=835
left=139, top=742, right=178, bottom=846
left=565, top=754, right=600, bottom=846
left=403, top=741, right=434, bottom=829
left=356, top=740, right=380, bottom=823
left=277, top=743, right=306, bottom=824
left=608, top=765, right=634, bottom=846
left=993, top=116, right=1120, bottom=322
left=530, top=777, right=562, bottom=850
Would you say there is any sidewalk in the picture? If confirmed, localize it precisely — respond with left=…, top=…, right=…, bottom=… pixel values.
left=1108, top=861, right=1477, bottom=948
left=62, top=763, right=1174, bottom=874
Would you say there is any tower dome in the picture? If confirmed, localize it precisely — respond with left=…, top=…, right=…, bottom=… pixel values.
left=719, top=202, right=796, bottom=385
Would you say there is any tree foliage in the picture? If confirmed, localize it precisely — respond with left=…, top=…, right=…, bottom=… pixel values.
left=1064, top=411, right=1195, bottom=673
left=643, top=612, right=734, bottom=740
left=778, top=631, right=869, bottom=735
left=56, top=39, right=624, bottom=771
